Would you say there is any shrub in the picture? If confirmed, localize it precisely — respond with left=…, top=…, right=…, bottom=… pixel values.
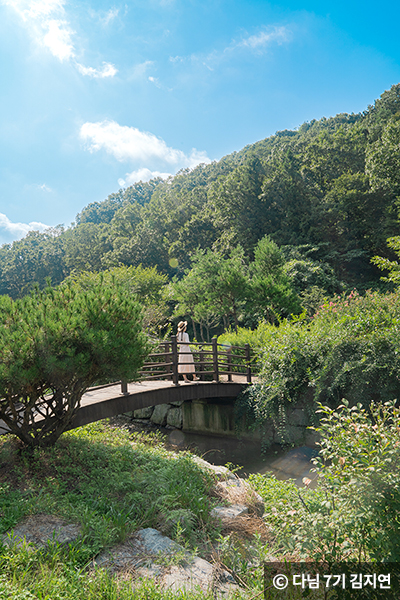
left=251, top=400, right=400, bottom=562
left=0, top=282, right=150, bottom=448
left=235, top=290, right=400, bottom=438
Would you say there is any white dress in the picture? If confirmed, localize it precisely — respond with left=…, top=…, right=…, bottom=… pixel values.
left=177, top=331, right=195, bottom=374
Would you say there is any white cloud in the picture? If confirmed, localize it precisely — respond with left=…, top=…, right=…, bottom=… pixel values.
left=3, top=0, right=65, bottom=21
left=2, top=0, right=117, bottom=76
left=147, top=75, right=172, bottom=91
left=80, top=120, right=210, bottom=168
left=119, top=168, right=172, bottom=187
left=0, top=212, right=50, bottom=244
left=128, top=60, right=154, bottom=81
left=169, top=55, right=184, bottom=63
left=102, top=7, right=119, bottom=26
left=3, top=0, right=74, bottom=59
left=43, top=18, right=74, bottom=61
left=37, top=183, right=53, bottom=192
left=172, top=24, right=292, bottom=72
left=238, top=26, right=291, bottom=50
left=76, top=61, right=118, bottom=78
left=89, top=6, right=119, bottom=27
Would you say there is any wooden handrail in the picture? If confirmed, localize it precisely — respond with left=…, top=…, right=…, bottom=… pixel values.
left=85, top=337, right=254, bottom=393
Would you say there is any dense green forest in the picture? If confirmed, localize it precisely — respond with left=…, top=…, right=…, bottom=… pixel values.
left=2, top=84, right=400, bottom=328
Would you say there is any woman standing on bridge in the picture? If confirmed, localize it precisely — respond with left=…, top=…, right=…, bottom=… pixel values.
left=177, top=321, right=199, bottom=383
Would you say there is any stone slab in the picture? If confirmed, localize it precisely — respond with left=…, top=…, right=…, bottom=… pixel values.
left=216, top=479, right=265, bottom=517
left=3, top=514, right=81, bottom=548
left=133, top=406, right=154, bottom=419
left=190, top=456, right=236, bottom=480
left=95, top=527, right=236, bottom=595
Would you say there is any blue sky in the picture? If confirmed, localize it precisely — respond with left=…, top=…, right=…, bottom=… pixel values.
left=0, top=0, right=399, bottom=244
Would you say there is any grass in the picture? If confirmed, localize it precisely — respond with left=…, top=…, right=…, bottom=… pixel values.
left=0, top=421, right=218, bottom=551
left=0, top=419, right=271, bottom=599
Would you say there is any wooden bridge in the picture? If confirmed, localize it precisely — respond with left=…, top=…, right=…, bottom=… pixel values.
left=1, top=337, right=254, bottom=435
left=71, top=336, right=254, bottom=430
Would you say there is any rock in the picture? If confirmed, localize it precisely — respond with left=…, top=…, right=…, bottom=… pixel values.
left=269, top=446, right=318, bottom=479
left=95, top=528, right=236, bottom=596
left=190, top=456, right=236, bottom=480
left=0, top=418, right=10, bottom=435
left=133, top=406, right=154, bottom=419
left=216, top=479, right=265, bottom=517
left=3, top=514, right=81, bottom=548
left=211, top=504, right=249, bottom=520
left=167, top=407, right=182, bottom=429
left=170, top=400, right=184, bottom=407
left=150, top=404, right=170, bottom=426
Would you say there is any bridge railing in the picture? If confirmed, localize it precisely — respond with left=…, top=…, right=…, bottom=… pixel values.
left=86, top=336, right=253, bottom=394
left=139, top=336, right=252, bottom=386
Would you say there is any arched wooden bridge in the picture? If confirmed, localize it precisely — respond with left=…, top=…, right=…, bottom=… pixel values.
left=0, top=337, right=255, bottom=435
left=69, top=336, right=254, bottom=430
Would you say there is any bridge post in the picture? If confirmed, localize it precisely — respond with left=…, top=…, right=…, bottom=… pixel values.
left=227, top=347, right=232, bottom=382
left=245, top=343, right=251, bottom=383
left=199, top=346, right=205, bottom=381
left=212, top=336, right=219, bottom=382
left=121, top=380, right=128, bottom=395
left=171, top=335, right=179, bottom=386
left=164, top=341, right=171, bottom=377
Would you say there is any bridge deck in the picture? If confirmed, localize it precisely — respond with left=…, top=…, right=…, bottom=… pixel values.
left=68, top=376, right=250, bottom=431
left=0, top=377, right=251, bottom=436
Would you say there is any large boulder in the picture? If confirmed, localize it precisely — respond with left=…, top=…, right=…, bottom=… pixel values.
left=151, top=404, right=170, bottom=426
left=133, top=406, right=154, bottom=419
left=167, top=407, right=183, bottom=429
left=95, top=528, right=236, bottom=595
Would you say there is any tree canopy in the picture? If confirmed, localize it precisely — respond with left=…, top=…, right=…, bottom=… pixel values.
left=1, top=85, right=400, bottom=303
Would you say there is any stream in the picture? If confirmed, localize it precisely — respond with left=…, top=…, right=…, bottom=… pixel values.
left=166, top=428, right=319, bottom=487
left=120, top=416, right=319, bottom=487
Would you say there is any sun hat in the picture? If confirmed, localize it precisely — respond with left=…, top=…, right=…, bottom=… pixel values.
left=177, top=321, right=187, bottom=332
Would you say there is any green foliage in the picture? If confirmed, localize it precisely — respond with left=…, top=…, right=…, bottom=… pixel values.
left=248, top=236, right=302, bottom=324
left=172, top=237, right=301, bottom=338
left=208, top=154, right=267, bottom=253
left=218, top=322, right=272, bottom=351
left=65, top=265, right=169, bottom=335
left=76, top=179, right=163, bottom=225
left=367, top=117, right=400, bottom=193
left=171, top=245, right=249, bottom=337
left=0, top=228, right=67, bottom=298
left=235, top=290, right=400, bottom=442
left=372, top=235, right=400, bottom=283
left=63, top=223, right=112, bottom=273
left=251, top=400, right=400, bottom=562
left=0, top=282, right=149, bottom=447
left=2, top=85, right=400, bottom=298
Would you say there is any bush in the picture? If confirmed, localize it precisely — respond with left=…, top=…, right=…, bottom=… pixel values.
left=251, top=400, right=400, bottom=562
left=0, top=282, right=150, bottom=448
left=235, top=290, right=400, bottom=437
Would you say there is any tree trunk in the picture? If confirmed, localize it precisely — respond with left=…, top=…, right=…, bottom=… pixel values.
left=191, top=317, right=197, bottom=340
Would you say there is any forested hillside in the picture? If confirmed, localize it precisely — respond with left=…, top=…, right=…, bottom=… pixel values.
left=2, top=84, right=400, bottom=300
